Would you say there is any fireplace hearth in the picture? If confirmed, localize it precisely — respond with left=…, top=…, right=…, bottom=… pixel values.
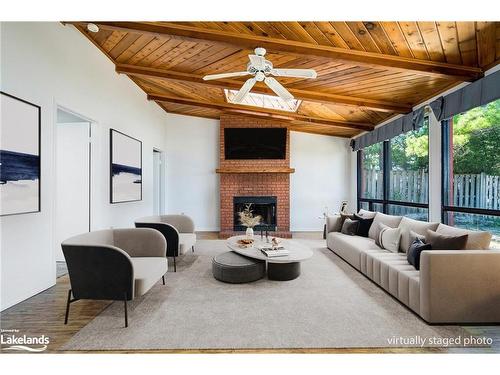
left=233, top=196, right=277, bottom=231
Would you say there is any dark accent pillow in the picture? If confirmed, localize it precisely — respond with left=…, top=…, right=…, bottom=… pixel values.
left=353, top=214, right=374, bottom=237
left=426, top=229, right=468, bottom=250
left=407, top=238, right=432, bottom=270
left=335, top=213, right=355, bottom=232
left=341, top=218, right=359, bottom=236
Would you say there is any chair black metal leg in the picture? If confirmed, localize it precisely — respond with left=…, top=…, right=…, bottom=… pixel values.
left=162, top=275, right=166, bottom=285
left=192, top=245, right=195, bottom=253
left=64, top=289, right=72, bottom=325
left=124, top=294, right=128, bottom=328
left=173, top=256, right=177, bottom=272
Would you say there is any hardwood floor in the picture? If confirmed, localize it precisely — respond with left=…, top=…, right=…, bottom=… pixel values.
left=1, top=232, right=498, bottom=354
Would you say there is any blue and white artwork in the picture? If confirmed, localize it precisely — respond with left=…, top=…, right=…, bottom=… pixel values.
left=110, top=129, right=142, bottom=203
left=0, top=92, right=41, bottom=216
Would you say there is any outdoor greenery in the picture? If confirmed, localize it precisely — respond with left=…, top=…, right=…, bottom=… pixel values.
left=362, top=98, right=500, bottom=175
left=452, top=99, right=500, bottom=175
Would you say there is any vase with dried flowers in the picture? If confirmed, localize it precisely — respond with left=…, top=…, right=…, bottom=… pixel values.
left=238, top=203, right=261, bottom=239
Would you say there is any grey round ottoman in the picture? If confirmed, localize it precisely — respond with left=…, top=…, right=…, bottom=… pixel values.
left=212, top=251, right=265, bottom=283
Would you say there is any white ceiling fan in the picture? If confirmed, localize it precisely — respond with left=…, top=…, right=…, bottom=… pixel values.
left=203, top=47, right=317, bottom=103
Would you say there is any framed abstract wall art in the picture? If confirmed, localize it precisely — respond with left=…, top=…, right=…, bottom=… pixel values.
left=110, top=129, right=142, bottom=203
left=0, top=92, right=41, bottom=216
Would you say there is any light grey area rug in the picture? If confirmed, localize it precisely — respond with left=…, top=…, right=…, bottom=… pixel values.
left=63, top=239, right=469, bottom=350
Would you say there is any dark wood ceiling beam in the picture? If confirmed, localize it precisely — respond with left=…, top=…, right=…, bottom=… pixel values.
left=116, top=64, right=411, bottom=113
left=147, top=93, right=374, bottom=131
left=87, top=22, right=483, bottom=81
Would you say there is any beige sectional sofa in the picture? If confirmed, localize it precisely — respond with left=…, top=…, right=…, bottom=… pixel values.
left=326, top=210, right=500, bottom=324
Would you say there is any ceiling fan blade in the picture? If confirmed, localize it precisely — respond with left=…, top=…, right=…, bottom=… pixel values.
left=249, top=54, right=266, bottom=70
left=232, top=78, right=257, bottom=103
left=270, top=68, right=317, bottom=79
left=264, top=77, right=294, bottom=101
left=203, top=71, right=249, bottom=81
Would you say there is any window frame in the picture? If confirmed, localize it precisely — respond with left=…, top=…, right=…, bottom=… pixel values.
left=357, top=119, right=430, bottom=219
left=441, top=118, right=500, bottom=221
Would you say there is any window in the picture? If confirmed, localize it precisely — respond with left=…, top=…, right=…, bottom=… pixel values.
left=442, top=99, right=500, bottom=248
left=224, top=89, right=301, bottom=112
left=359, top=142, right=384, bottom=200
left=357, top=118, right=429, bottom=220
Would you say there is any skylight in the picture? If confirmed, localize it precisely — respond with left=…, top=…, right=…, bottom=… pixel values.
left=224, top=89, right=301, bottom=112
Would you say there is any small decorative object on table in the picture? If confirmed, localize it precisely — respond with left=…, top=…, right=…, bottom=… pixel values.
left=238, top=203, right=261, bottom=240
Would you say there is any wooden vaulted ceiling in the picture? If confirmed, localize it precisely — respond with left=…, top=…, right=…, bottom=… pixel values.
left=70, top=21, right=500, bottom=137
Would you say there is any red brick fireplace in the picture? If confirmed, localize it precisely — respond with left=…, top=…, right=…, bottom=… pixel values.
left=217, top=114, right=294, bottom=238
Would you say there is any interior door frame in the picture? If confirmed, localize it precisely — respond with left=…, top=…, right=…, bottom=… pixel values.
left=52, top=103, right=96, bottom=267
left=153, top=148, right=166, bottom=215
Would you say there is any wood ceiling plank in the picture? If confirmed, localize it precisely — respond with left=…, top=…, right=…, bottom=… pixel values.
left=365, top=22, right=398, bottom=55
left=476, top=22, right=497, bottom=67
left=101, top=30, right=128, bottom=52
left=85, top=22, right=483, bottom=80
left=456, top=22, right=478, bottom=67
left=346, top=22, right=382, bottom=53
left=313, top=22, right=350, bottom=48
left=127, top=37, right=168, bottom=65
left=115, top=34, right=155, bottom=63
left=281, top=22, right=319, bottom=44
left=298, top=22, right=334, bottom=46
left=398, top=22, right=430, bottom=60
left=150, top=40, right=198, bottom=68
left=253, top=22, right=289, bottom=39
left=108, top=32, right=142, bottom=59
left=379, top=22, right=414, bottom=58
left=436, top=22, right=462, bottom=64
left=417, top=22, right=446, bottom=62
left=180, top=45, right=240, bottom=72
left=330, top=22, right=366, bottom=50
left=137, top=38, right=183, bottom=66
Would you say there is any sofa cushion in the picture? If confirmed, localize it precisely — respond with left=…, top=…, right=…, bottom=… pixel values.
left=327, top=232, right=380, bottom=270
left=426, top=229, right=468, bottom=250
left=326, top=215, right=343, bottom=233
left=436, top=223, right=492, bottom=250
left=131, top=257, right=168, bottom=297
left=368, top=212, right=403, bottom=240
left=353, top=214, right=374, bottom=237
left=378, top=224, right=401, bottom=253
left=407, top=237, right=432, bottom=270
left=341, top=218, right=359, bottom=236
left=398, top=217, right=439, bottom=253
left=357, top=209, right=376, bottom=219
left=179, top=233, right=197, bottom=255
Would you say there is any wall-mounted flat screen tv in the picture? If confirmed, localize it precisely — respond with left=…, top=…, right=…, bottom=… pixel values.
left=224, top=128, right=287, bottom=160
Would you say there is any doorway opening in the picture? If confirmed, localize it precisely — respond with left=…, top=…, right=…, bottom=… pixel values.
left=153, top=148, right=165, bottom=215
left=54, top=107, right=93, bottom=277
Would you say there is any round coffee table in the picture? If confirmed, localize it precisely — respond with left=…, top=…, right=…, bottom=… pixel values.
left=226, top=235, right=313, bottom=281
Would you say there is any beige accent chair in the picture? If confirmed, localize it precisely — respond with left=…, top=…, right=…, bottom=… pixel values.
left=326, top=212, right=500, bottom=324
left=61, top=228, right=168, bottom=327
left=135, top=214, right=196, bottom=272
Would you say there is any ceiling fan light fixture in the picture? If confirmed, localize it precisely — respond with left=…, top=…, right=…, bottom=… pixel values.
left=87, top=23, right=100, bottom=33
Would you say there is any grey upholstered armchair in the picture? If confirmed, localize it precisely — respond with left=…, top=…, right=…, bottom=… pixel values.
left=135, top=214, right=196, bottom=272
left=61, top=228, right=167, bottom=327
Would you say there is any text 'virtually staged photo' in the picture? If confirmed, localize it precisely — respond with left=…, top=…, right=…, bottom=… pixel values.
left=0, top=6, right=499, bottom=373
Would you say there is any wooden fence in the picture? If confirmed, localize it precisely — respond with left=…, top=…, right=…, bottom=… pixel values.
left=362, top=169, right=500, bottom=210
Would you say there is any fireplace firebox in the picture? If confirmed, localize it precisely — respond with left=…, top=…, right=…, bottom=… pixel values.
left=233, top=196, right=277, bottom=231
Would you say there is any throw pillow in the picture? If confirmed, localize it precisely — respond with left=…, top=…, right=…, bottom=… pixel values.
left=337, top=212, right=354, bottom=231
left=378, top=225, right=402, bottom=253
left=357, top=209, right=376, bottom=219
left=353, top=214, right=374, bottom=237
left=426, top=229, right=468, bottom=250
left=407, top=237, right=432, bottom=270
left=341, top=218, right=359, bottom=236
left=368, top=212, right=403, bottom=240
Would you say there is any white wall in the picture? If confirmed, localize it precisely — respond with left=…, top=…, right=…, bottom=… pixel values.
left=164, top=113, right=220, bottom=231
left=290, top=132, right=352, bottom=231
left=0, top=22, right=168, bottom=310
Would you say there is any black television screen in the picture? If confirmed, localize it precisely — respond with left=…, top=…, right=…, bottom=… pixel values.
left=224, top=128, right=287, bottom=160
